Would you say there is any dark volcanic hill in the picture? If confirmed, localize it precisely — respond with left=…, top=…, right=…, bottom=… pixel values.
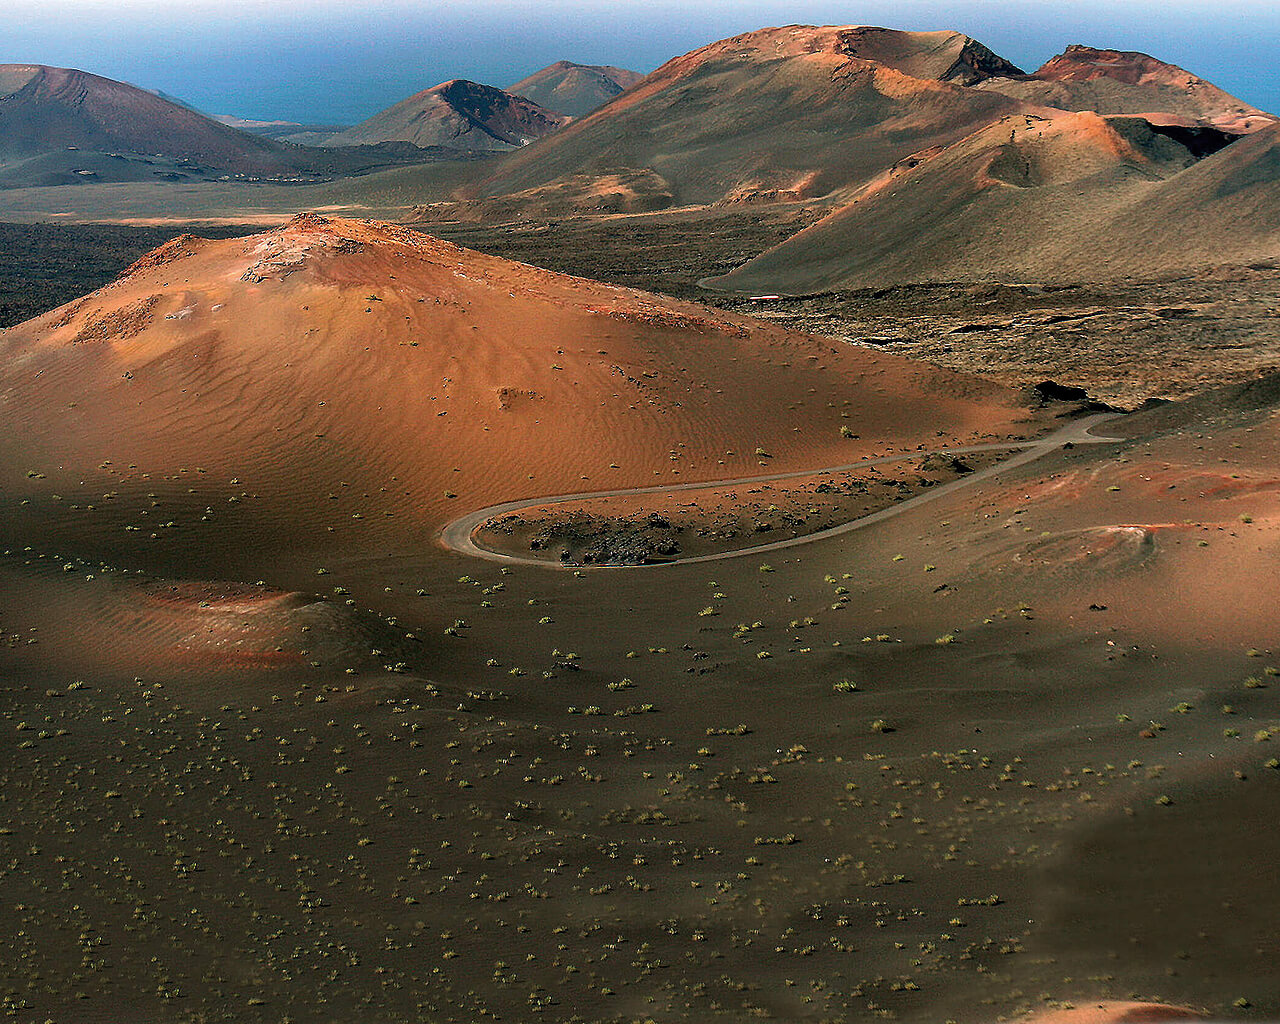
left=474, top=25, right=1029, bottom=206
left=323, top=80, right=568, bottom=151
left=707, top=113, right=1280, bottom=292
left=0, top=64, right=452, bottom=186
left=977, top=45, right=1276, bottom=133
left=0, top=64, right=298, bottom=171
left=507, top=60, right=644, bottom=117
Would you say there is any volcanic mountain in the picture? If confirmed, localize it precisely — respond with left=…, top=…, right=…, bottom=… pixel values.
left=707, top=112, right=1280, bottom=292
left=977, top=45, right=1276, bottom=134
left=474, top=25, right=1029, bottom=206
left=0, top=64, right=305, bottom=178
left=0, top=214, right=1039, bottom=574
left=321, top=80, right=568, bottom=151
left=507, top=60, right=644, bottom=117
left=0, top=64, right=451, bottom=186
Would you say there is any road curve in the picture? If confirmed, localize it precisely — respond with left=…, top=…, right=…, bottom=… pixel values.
left=440, top=413, right=1126, bottom=570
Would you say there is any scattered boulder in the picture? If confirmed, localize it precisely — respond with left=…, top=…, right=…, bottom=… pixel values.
left=918, top=453, right=973, bottom=474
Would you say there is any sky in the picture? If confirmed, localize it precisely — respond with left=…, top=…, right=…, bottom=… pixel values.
left=6, top=0, right=1280, bottom=125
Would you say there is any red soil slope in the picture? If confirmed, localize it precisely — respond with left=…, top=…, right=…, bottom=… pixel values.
left=476, top=25, right=1028, bottom=205
left=0, top=214, right=1041, bottom=569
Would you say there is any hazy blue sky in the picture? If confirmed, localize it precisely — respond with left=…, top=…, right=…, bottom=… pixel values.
left=7, top=0, right=1280, bottom=124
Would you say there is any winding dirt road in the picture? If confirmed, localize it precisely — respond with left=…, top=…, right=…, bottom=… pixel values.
left=440, top=413, right=1125, bottom=569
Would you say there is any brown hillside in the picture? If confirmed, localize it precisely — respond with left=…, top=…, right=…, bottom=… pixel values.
left=323, top=80, right=568, bottom=151
left=0, top=64, right=304, bottom=173
left=707, top=113, right=1280, bottom=293
left=475, top=25, right=1028, bottom=206
left=0, top=214, right=1040, bottom=573
left=978, top=45, right=1276, bottom=133
left=0, top=64, right=454, bottom=187
left=507, top=61, right=644, bottom=117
